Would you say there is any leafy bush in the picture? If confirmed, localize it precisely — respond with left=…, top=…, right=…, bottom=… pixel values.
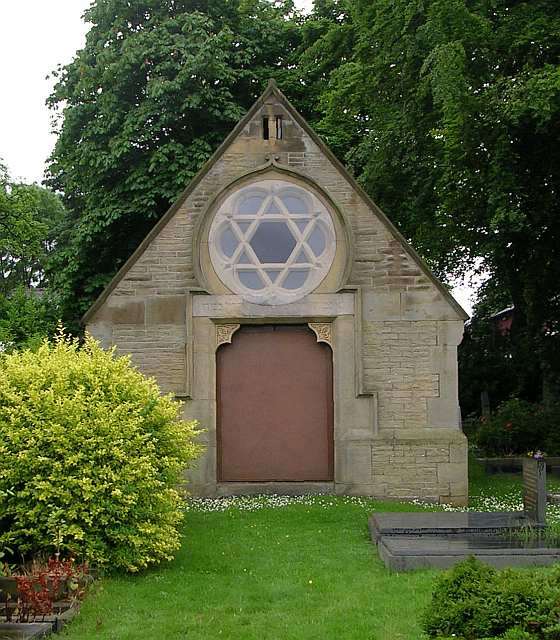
left=0, top=287, right=60, bottom=352
left=0, top=332, right=201, bottom=571
left=498, top=630, right=539, bottom=640
left=473, top=398, right=560, bottom=457
left=423, top=557, right=498, bottom=638
left=423, top=557, right=560, bottom=639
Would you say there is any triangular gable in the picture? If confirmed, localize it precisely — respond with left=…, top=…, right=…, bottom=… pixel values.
left=83, top=79, right=468, bottom=323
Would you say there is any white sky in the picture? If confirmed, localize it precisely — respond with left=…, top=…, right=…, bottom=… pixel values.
left=0, top=1, right=91, bottom=184
left=0, top=0, right=475, bottom=313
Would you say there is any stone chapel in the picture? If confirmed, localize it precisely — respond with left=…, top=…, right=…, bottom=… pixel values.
left=84, top=80, right=469, bottom=505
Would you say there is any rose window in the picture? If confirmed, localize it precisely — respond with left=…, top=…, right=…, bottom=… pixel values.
left=209, top=179, right=336, bottom=304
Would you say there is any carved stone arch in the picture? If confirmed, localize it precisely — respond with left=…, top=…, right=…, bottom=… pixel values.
left=192, top=160, right=354, bottom=295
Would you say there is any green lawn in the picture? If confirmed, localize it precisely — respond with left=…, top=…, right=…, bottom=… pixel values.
left=61, top=466, right=560, bottom=640
left=62, top=498, right=437, bottom=640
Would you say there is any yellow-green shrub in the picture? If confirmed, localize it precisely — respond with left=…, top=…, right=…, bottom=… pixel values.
left=0, top=332, right=201, bottom=572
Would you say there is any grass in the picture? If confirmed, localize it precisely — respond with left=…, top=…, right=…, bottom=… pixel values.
left=61, top=465, right=560, bottom=640
left=62, top=497, right=437, bottom=640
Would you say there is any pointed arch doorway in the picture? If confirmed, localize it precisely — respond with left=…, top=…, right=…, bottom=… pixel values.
left=217, top=324, right=334, bottom=482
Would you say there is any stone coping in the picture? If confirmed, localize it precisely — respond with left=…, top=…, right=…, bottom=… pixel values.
left=216, top=482, right=334, bottom=496
left=369, top=511, right=532, bottom=541
left=378, top=535, right=560, bottom=571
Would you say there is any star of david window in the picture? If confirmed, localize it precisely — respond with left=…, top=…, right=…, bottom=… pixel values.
left=209, top=179, right=336, bottom=305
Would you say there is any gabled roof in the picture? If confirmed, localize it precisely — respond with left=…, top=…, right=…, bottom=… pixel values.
left=83, top=79, right=468, bottom=324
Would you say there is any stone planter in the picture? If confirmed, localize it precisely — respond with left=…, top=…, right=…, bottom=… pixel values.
left=0, top=600, right=80, bottom=638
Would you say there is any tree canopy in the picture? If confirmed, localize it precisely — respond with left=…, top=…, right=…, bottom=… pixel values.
left=309, top=0, right=560, bottom=400
left=46, top=0, right=303, bottom=320
left=0, top=161, right=65, bottom=349
left=0, top=163, right=64, bottom=294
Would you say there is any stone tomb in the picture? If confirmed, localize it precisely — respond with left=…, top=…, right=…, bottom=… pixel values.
left=84, top=80, right=468, bottom=503
left=370, top=458, right=557, bottom=570
left=369, top=511, right=531, bottom=542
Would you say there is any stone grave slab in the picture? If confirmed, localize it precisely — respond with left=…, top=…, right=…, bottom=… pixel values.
left=371, top=459, right=552, bottom=570
left=378, top=535, right=560, bottom=571
left=369, top=511, right=531, bottom=542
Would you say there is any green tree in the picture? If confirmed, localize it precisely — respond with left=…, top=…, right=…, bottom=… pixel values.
left=0, top=287, right=60, bottom=353
left=290, top=0, right=355, bottom=128
left=0, top=162, right=64, bottom=349
left=311, top=0, right=560, bottom=399
left=0, top=163, right=64, bottom=294
left=46, top=0, right=303, bottom=321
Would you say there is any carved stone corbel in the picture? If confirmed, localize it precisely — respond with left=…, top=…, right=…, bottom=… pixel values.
left=216, top=323, right=241, bottom=348
left=308, top=322, right=333, bottom=348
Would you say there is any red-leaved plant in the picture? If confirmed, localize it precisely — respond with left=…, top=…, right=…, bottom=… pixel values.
left=1, top=555, right=89, bottom=623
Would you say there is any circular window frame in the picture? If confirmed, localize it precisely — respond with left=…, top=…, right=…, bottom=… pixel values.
left=208, top=179, right=337, bottom=305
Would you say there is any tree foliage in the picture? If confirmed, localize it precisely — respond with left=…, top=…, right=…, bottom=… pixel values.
left=46, top=0, right=560, bottom=401
left=310, top=0, right=560, bottom=398
left=0, top=161, right=64, bottom=349
left=0, top=163, right=64, bottom=294
left=46, top=0, right=303, bottom=320
left=0, top=287, right=60, bottom=353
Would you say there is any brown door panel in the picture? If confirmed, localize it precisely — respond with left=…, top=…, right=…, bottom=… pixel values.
left=217, top=325, right=333, bottom=482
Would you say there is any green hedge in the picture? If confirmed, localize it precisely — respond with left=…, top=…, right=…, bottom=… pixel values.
left=0, top=332, right=202, bottom=571
left=423, top=557, right=560, bottom=639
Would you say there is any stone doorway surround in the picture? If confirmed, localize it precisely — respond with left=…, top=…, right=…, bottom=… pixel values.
left=182, top=288, right=379, bottom=496
left=83, top=80, right=469, bottom=505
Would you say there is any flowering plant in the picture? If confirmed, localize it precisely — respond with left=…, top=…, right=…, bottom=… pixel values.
left=474, top=398, right=551, bottom=457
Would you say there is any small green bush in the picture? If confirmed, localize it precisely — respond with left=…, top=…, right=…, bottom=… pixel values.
left=0, top=332, right=201, bottom=571
left=423, top=557, right=560, bottom=639
left=423, top=557, right=498, bottom=638
left=493, top=630, right=538, bottom=640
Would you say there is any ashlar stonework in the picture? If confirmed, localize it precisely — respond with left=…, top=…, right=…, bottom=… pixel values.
left=84, top=80, right=469, bottom=505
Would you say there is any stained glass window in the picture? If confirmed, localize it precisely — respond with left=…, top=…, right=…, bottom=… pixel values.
left=209, top=179, right=336, bottom=305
